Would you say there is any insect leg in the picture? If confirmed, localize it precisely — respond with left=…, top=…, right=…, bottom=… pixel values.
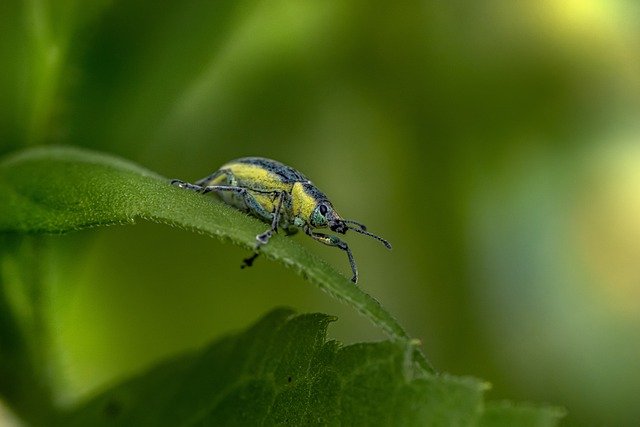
left=305, top=227, right=359, bottom=283
left=200, top=185, right=281, bottom=224
left=202, top=185, right=288, bottom=267
left=171, top=168, right=235, bottom=192
left=194, top=168, right=233, bottom=187
left=245, top=190, right=287, bottom=270
left=174, top=176, right=291, bottom=269
left=255, top=190, right=287, bottom=246
left=170, top=179, right=205, bottom=192
left=241, top=252, right=260, bottom=269
left=245, top=190, right=287, bottom=269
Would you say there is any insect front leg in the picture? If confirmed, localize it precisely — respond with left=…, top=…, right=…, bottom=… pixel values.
left=305, top=227, right=358, bottom=283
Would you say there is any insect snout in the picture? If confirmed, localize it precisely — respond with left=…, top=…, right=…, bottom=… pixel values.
left=329, top=221, right=348, bottom=234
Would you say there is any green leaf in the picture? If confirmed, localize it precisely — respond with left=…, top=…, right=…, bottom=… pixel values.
left=62, top=308, right=562, bottom=426
left=0, top=145, right=431, bottom=370
left=479, top=401, right=567, bottom=427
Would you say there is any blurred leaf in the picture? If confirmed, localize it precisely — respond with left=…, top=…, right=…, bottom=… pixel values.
left=62, top=308, right=562, bottom=426
left=0, top=145, right=431, bottom=370
left=479, top=401, right=566, bottom=427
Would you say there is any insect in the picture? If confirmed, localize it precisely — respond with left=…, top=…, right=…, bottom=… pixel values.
left=170, top=157, right=391, bottom=283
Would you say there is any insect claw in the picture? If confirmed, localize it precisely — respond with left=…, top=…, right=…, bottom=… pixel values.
left=256, top=232, right=271, bottom=245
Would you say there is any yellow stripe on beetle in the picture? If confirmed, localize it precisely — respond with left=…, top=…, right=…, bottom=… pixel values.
left=290, top=182, right=317, bottom=221
left=171, top=157, right=391, bottom=283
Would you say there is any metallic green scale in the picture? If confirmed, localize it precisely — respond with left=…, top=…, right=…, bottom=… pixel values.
left=171, top=157, right=391, bottom=283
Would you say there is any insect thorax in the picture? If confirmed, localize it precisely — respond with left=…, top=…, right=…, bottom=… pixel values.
left=291, top=182, right=326, bottom=223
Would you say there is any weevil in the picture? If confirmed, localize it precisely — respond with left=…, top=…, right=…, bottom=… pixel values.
left=170, top=157, right=391, bottom=283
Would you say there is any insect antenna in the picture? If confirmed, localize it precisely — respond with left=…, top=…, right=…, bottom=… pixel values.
left=346, top=224, right=392, bottom=249
left=342, top=219, right=368, bottom=231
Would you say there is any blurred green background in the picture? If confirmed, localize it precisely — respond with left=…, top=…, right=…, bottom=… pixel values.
left=2, top=0, right=640, bottom=425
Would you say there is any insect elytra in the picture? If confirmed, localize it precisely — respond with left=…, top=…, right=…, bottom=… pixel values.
left=171, top=157, right=391, bottom=283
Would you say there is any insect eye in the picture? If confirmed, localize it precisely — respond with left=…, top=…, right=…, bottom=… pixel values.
left=319, top=204, right=328, bottom=216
